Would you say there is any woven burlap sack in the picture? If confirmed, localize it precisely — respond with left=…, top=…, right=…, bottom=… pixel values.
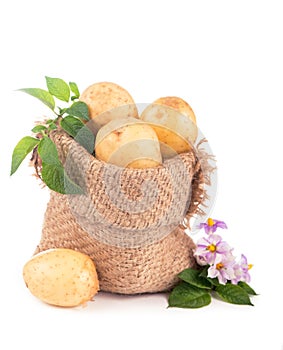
left=35, top=130, right=213, bottom=294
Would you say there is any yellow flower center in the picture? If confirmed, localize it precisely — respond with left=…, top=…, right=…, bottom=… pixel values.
left=207, top=244, right=216, bottom=252
left=207, top=218, right=215, bottom=227
left=248, top=264, right=253, bottom=270
left=216, top=263, right=224, bottom=270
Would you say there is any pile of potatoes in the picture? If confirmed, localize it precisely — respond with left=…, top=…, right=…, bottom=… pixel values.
left=80, top=82, right=198, bottom=168
left=23, top=82, right=198, bottom=308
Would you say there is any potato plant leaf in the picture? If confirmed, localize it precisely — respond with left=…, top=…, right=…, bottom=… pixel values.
left=238, top=281, right=257, bottom=295
left=74, top=126, right=95, bottom=154
left=18, top=88, right=55, bottom=110
left=66, top=101, right=89, bottom=121
left=45, top=76, right=70, bottom=102
left=37, top=136, right=83, bottom=194
left=31, top=125, right=47, bottom=133
left=178, top=268, right=212, bottom=289
left=168, top=282, right=211, bottom=308
left=10, top=136, right=40, bottom=175
left=69, top=82, right=80, bottom=98
left=216, top=284, right=253, bottom=306
left=37, top=136, right=61, bottom=166
left=41, top=162, right=83, bottom=194
left=60, top=116, right=94, bottom=154
left=60, top=116, right=84, bottom=138
left=12, top=77, right=90, bottom=193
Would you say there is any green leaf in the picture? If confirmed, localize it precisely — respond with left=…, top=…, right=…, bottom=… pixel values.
left=41, top=162, right=83, bottom=194
left=37, top=136, right=83, bottom=194
left=168, top=282, right=211, bottom=309
left=198, top=266, right=209, bottom=278
left=216, top=284, right=253, bottom=306
left=60, top=116, right=84, bottom=138
left=31, top=125, right=47, bottom=133
left=198, top=267, right=220, bottom=286
left=74, top=125, right=95, bottom=154
left=37, top=136, right=61, bottom=166
left=66, top=101, right=89, bottom=121
left=45, top=76, right=70, bottom=102
left=238, top=282, right=257, bottom=295
left=48, top=122, right=57, bottom=130
left=59, top=107, right=67, bottom=115
left=60, top=116, right=94, bottom=154
left=18, top=88, right=55, bottom=110
left=10, top=136, right=40, bottom=175
left=207, top=277, right=220, bottom=286
left=178, top=268, right=212, bottom=289
left=69, top=82, right=80, bottom=98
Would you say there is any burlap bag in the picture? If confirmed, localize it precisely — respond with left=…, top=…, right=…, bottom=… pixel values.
left=35, top=130, right=214, bottom=294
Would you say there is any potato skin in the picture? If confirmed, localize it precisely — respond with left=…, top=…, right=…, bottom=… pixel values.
left=95, top=117, right=162, bottom=168
left=23, top=249, right=99, bottom=307
left=154, top=96, right=197, bottom=124
left=140, top=97, right=198, bottom=159
left=80, top=82, right=138, bottom=129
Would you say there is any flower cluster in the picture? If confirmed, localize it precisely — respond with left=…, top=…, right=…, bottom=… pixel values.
left=194, top=218, right=252, bottom=285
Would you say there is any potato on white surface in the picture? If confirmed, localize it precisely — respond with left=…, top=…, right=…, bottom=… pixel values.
left=140, top=97, right=198, bottom=158
left=80, top=81, right=138, bottom=129
left=23, top=248, right=99, bottom=307
left=95, top=117, right=162, bottom=168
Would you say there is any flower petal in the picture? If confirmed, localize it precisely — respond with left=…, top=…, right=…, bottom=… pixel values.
left=210, top=234, right=222, bottom=245
left=241, top=271, right=251, bottom=283
left=215, top=220, right=228, bottom=229
left=245, top=273, right=251, bottom=283
left=196, top=255, right=208, bottom=266
left=217, top=272, right=227, bottom=284
left=214, top=254, right=223, bottom=264
left=197, top=237, right=210, bottom=246
left=205, top=252, right=216, bottom=265
left=225, top=266, right=236, bottom=280
left=217, top=241, right=232, bottom=254
left=194, top=247, right=207, bottom=256
left=204, top=226, right=211, bottom=234
left=207, top=266, right=218, bottom=278
left=239, top=254, right=249, bottom=271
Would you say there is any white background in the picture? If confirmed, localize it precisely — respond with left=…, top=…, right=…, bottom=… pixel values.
left=1, top=1, right=282, bottom=349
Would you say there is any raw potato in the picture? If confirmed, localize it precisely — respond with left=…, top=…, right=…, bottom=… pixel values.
left=95, top=117, right=162, bottom=168
left=154, top=96, right=197, bottom=124
left=140, top=97, right=198, bottom=159
left=80, top=82, right=138, bottom=130
left=23, top=248, right=99, bottom=307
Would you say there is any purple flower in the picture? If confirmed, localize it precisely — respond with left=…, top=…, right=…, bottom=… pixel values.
left=207, top=254, right=236, bottom=284
left=194, top=234, right=233, bottom=265
left=199, top=218, right=228, bottom=234
left=231, top=254, right=253, bottom=284
left=194, top=217, right=253, bottom=285
left=195, top=254, right=208, bottom=266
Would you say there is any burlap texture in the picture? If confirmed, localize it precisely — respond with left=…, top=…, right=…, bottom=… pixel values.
left=35, top=130, right=212, bottom=294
